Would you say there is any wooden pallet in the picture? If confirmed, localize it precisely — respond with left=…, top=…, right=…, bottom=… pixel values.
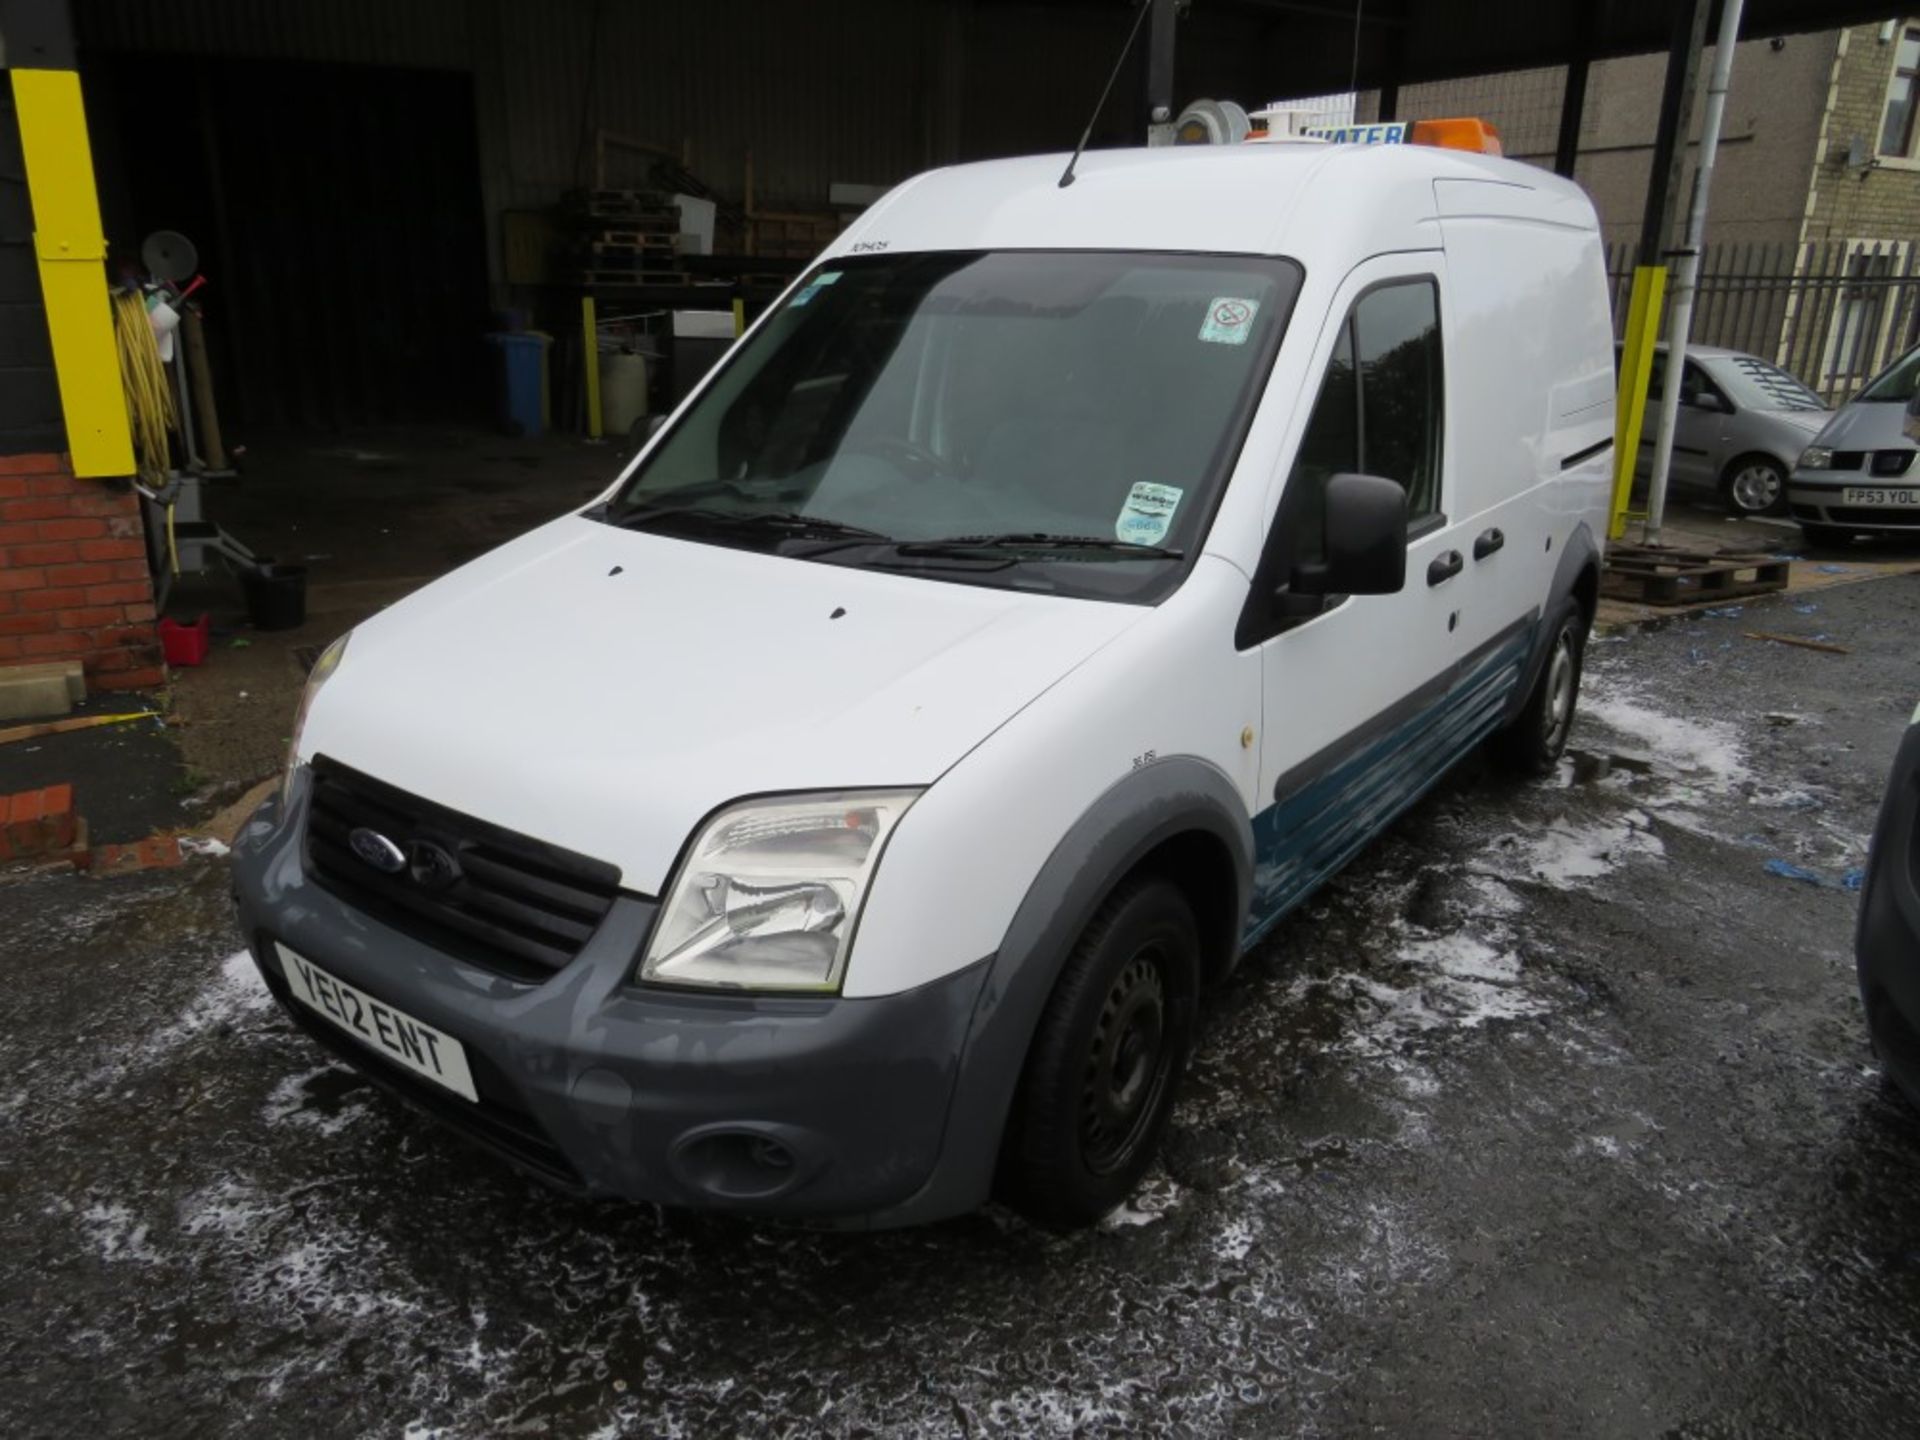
left=590, top=227, right=677, bottom=246
left=1600, top=545, right=1791, bottom=606
left=569, top=188, right=679, bottom=220
left=577, top=269, right=699, bottom=288
left=586, top=240, right=677, bottom=262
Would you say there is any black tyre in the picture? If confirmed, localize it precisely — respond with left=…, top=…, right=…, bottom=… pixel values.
left=1492, top=597, right=1589, bottom=776
left=1800, top=523, right=1857, bottom=549
left=999, top=877, right=1200, bottom=1230
left=1720, top=453, right=1788, bottom=517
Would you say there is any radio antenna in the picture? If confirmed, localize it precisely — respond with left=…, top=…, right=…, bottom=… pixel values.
left=1059, top=0, right=1156, bottom=189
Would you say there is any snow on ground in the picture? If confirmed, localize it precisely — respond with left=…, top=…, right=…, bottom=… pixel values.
left=1580, top=681, right=1751, bottom=794
left=138, top=950, right=272, bottom=1062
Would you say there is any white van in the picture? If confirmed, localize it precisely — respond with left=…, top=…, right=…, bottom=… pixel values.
left=233, top=136, right=1615, bottom=1229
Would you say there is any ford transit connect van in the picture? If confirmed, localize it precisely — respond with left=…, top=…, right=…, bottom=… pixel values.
left=233, top=138, right=1615, bottom=1229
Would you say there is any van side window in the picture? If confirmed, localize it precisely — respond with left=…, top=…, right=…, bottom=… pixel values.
left=1355, top=281, right=1443, bottom=520
left=1283, top=279, right=1443, bottom=563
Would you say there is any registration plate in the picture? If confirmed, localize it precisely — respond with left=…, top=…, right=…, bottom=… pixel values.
left=1842, top=487, right=1920, bottom=507
left=275, top=943, right=478, bottom=1102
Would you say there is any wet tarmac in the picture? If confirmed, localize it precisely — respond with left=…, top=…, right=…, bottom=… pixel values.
left=3, top=574, right=1918, bottom=1438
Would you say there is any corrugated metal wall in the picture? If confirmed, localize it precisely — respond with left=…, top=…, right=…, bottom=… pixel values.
left=72, top=0, right=477, bottom=70
left=497, top=0, right=949, bottom=208
left=73, top=0, right=993, bottom=212
left=0, top=85, right=64, bottom=455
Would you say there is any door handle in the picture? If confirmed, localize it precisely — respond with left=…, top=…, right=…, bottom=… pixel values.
left=1427, top=550, right=1464, bottom=587
left=1473, top=527, right=1505, bottom=560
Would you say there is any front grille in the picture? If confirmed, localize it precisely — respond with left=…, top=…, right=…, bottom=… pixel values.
left=1828, top=506, right=1920, bottom=526
left=305, top=756, right=623, bottom=981
left=1828, top=451, right=1867, bottom=472
left=1871, top=450, right=1917, bottom=478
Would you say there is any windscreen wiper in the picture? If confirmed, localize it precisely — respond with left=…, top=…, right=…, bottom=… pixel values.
left=890, top=532, right=1185, bottom=561
left=607, top=503, right=890, bottom=543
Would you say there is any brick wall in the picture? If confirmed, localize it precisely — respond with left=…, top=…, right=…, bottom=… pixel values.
left=0, top=452, right=162, bottom=689
left=1804, top=22, right=1920, bottom=243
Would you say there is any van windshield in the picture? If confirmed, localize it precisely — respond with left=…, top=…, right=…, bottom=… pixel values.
left=603, top=251, right=1303, bottom=602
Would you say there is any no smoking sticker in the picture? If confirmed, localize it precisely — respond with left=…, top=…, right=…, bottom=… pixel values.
left=1199, top=296, right=1260, bottom=345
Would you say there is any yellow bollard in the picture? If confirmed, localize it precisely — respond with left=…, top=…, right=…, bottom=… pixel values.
left=582, top=296, right=602, bottom=440
left=1609, top=264, right=1667, bottom=541
left=11, top=68, right=135, bottom=477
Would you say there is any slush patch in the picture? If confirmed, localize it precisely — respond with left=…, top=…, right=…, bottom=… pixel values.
left=1116, top=482, right=1183, bottom=545
left=1199, top=297, right=1260, bottom=345
left=790, top=271, right=843, bottom=307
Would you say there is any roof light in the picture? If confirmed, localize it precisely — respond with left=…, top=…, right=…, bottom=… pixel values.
left=1408, top=117, right=1504, bottom=155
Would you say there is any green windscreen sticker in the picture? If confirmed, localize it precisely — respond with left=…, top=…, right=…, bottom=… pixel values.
left=1199, top=297, right=1260, bottom=345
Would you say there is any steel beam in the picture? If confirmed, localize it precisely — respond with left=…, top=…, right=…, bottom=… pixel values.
left=1638, top=0, right=1710, bottom=264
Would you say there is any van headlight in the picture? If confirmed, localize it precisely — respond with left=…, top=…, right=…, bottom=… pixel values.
left=640, top=790, right=920, bottom=993
left=280, top=633, right=350, bottom=806
left=1798, top=446, right=1833, bottom=470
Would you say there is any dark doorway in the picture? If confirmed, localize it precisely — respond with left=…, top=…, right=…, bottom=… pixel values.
left=84, top=53, right=491, bottom=433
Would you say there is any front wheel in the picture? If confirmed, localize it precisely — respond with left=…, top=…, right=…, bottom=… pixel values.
left=998, top=877, right=1200, bottom=1230
left=1492, top=598, right=1589, bottom=776
left=1720, top=453, right=1789, bottom=517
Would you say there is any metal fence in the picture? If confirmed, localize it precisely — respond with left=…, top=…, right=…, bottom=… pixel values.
left=1605, top=239, right=1920, bottom=405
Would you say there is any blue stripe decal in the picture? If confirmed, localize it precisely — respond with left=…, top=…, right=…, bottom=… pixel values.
left=1242, top=628, right=1534, bottom=946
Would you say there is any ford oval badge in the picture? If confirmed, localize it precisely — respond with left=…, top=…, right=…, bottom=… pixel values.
left=348, top=827, right=408, bottom=874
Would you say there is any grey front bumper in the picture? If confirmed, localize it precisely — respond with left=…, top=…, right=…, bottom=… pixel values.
left=231, top=777, right=994, bottom=1224
left=1789, top=476, right=1920, bottom=533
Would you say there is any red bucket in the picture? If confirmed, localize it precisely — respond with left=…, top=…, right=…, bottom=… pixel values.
left=159, top=613, right=211, bottom=667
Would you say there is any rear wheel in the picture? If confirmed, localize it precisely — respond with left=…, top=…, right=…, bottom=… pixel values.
left=1492, top=596, right=1589, bottom=776
left=999, top=877, right=1199, bottom=1230
left=1720, top=453, right=1788, bottom=517
left=1800, top=523, right=1857, bottom=549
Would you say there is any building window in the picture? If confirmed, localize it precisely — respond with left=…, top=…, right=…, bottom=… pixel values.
left=1819, top=240, right=1911, bottom=393
left=1880, top=25, right=1920, bottom=157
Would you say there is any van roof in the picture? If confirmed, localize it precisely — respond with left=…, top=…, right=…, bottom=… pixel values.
left=837, top=142, right=1599, bottom=270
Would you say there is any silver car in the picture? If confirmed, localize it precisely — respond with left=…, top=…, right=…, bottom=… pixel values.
left=1789, top=343, right=1920, bottom=544
left=1622, top=343, right=1831, bottom=516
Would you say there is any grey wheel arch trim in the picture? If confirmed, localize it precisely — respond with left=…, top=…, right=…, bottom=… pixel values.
left=1503, top=520, right=1599, bottom=729
left=878, top=756, right=1254, bottom=1224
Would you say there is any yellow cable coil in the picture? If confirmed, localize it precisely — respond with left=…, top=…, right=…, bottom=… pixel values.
left=111, top=290, right=176, bottom=481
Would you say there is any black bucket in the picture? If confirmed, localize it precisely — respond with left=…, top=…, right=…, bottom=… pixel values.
left=241, top=563, right=308, bottom=631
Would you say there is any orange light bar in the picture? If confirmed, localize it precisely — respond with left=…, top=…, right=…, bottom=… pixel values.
left=1408, top=117, right=1504, bottom=156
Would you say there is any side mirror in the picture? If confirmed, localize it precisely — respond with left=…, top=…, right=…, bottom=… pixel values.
left=1691, top=390, right=1730, bottom=414
left=1291, top=473, right=1408, bottom=597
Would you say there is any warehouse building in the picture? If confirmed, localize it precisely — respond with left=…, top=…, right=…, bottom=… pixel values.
left=0, top=0, right=1892, bottom=693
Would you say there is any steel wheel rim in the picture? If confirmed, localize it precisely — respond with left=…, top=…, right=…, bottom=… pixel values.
left=1731, top=463, right=1782, bottom=513
left=1543, top=630, right=1576, bottom=753
left=1080, top=948, right=1170, bottom=1175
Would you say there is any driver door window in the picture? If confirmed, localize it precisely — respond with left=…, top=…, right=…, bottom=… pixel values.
left=1284, top=278, right=1445, bottom=570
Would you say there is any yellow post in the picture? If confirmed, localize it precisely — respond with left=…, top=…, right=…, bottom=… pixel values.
left=1609, top=264, right=1667, bottom=541
left=581, top=296, right=602, bottom=439
left=732, top=297, right=746, bottom=339
left=10, top=67, right=134, bottom=477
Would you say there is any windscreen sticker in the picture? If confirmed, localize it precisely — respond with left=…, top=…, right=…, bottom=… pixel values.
left=1199, top=297, right=1260, bottom=345
left=1115, top=482, right=1184, bottom=545
left=790, top=271, right=843, bottom=307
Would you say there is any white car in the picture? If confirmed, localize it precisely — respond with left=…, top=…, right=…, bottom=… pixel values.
left=233, top=134, right=1615, bottom=1229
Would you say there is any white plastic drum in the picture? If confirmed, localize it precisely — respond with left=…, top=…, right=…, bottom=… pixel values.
left=601, top=351, right=650, bottom=436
